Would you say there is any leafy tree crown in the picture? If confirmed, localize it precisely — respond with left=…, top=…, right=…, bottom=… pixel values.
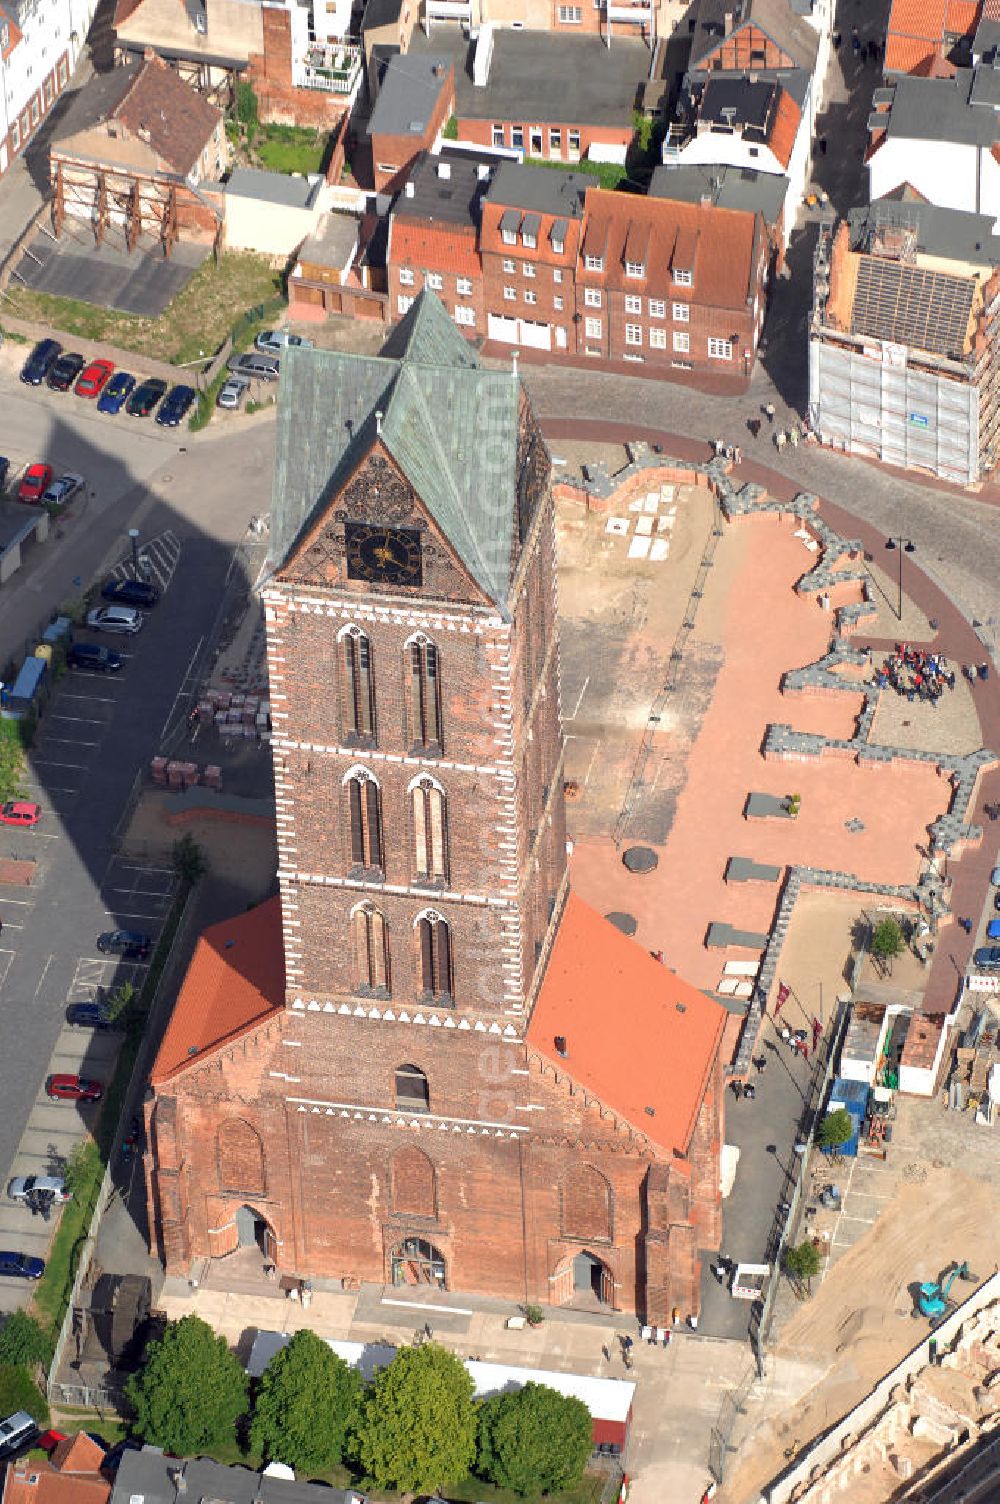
left=126, top=1315, right=248, bottom=1454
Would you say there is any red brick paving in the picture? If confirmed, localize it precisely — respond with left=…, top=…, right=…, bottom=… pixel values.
left=544, top=420, right=1000, bottom=1018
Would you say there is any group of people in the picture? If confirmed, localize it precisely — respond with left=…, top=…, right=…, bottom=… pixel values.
left=875, top=645, right=956, bottom=704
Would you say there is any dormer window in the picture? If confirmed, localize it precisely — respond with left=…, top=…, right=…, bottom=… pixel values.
left=584, top=254, right=603, bottom=272
left=502, top=228, right=517, bottom=245
left=551, top=237, right=564, bottom=255
left=625, top=260, right=645, bottom=278
left=522, top=232, right=536, bottom=249
left=673, top=268, right=693, bottom=287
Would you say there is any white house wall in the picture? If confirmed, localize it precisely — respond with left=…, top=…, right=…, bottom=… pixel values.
left=869, top=136, right=1000, bottom=226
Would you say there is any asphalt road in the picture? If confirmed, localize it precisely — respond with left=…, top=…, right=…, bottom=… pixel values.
left=0, top=371, right=273, bottom=1303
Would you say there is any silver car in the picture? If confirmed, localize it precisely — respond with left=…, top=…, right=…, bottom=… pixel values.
left=7, top=1174, right=71, bottom=1203
left=217, top=375, right=250, bottom=410
left=255, top=330, right=313, bottom=354
left=86, top=605, right=143, bottom=634
left=42, top=472, right=85, bottom=506
left=227, top=352, right=279, bottom=382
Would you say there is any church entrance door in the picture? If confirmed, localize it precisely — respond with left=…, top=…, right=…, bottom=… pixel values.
left=235, top=1204, right=275, bottom=1259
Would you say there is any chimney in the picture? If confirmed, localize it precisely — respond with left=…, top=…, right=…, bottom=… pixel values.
left=477, top=162, right=490, bottom=180
left=375, top=409, right=383, bottom=435
left=511, top=349, right=519, bottom=381
left=554, top=1035, right=568, bottom=1058
left=724, top=9, right=734, bottom=32
left=700, top=192, right=713, bottom=207
left=405, top=180, right=415, bottom=197
left=437, top=161, right=451, bottom=179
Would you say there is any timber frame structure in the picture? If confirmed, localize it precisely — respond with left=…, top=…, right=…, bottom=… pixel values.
left=51, top=158, right=221, bottom=257
left=113, top=42, right=239, bottom=111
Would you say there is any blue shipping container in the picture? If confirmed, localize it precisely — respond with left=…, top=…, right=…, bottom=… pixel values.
left=820, top=1076, right=870, bottom=1158
left=2, top=655, right=47, bottom=721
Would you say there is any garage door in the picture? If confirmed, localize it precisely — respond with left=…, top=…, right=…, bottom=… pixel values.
left=518, top=319, right=551, bottom=351
left=488, top=313, right=519, bottom=343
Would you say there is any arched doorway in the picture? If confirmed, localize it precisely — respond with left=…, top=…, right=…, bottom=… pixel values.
left=391, top=1236, right=446, bottom=1289
left=234, top=1205, right=276, bottom=1262
left=552, top=1249, right=615, bottom=1310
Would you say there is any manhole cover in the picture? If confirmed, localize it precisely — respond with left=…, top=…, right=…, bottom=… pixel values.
left=605, top=912, right=637, bottom=936
left=623, top=846, right=658, bottom=873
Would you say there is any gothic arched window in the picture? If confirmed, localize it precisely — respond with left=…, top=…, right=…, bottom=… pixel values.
left=416, top=911, right=452, bottom=1002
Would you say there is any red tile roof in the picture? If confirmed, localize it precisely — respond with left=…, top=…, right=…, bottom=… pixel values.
left=392, top=219, right=482, bottom=279
left=3, top=1434, right=110, bottom=1504
left=528, top=892, right=726, bottom=1156
left=479, top=200, right=584, bottom=268
left=151, top=897, right=284, bottom=1083
left=579, top=188, right=759, bottom=308
left=767, top=86, right=801, bottom=170
left=884, top=34, right=937, bottom=71
left=0, top=12, right=22, bottom=59
left=945, top=0, right=979, bottom=32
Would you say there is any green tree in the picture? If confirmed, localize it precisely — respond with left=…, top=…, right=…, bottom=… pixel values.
left=477, top=1382, right=593, bottom=1496
left=126, top=1315, right=248, bottom=1453
left=0, top=1313, right=52, bottom=1370
left=62, top=1140, right=100, bottom=1198
left=356, top=1342, right=476, bottom=1493
left=783, top=1240, right=822, bottom=1295
left=817, top=1106, right=854, bottom=1159
left=0, top=1364, right=49, bottom=1424
left=235, top=81, right=258, bottom=129
left=251, top=1329, right=361, bottom=1474
left=103, top=980, right=135, bottom=1023
left=870, top=916, right=905, bottom=976
left=173, top=832, right=209, bottom=887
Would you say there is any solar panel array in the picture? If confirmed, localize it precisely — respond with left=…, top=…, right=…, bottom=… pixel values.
left=849, top=256, right=976, bottom=358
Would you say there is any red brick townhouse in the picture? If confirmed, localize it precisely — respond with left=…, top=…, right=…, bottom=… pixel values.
left=479, top=160, right=595, bottom=353
left=387, top=147, right=496, bottom=335
left=368, top=52, right=454, bottom=194
left=574, top=188, right=770, bottom=377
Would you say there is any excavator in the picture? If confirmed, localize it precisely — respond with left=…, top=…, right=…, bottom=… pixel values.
left=916, top=1261, right=978, bottom=1321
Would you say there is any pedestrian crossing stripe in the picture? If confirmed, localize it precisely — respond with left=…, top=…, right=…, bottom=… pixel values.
left=110, top=529, right=182, bottom=593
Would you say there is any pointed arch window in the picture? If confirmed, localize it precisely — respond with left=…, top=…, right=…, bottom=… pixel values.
left=407, top=635, right=442, bottom=752
left=341, top=626, right=376, bottom=744
left=354, top=903, right=390, bottom=994
left=345, top=768, right=382, bottom=871
left=416, top=911, right=452, bottom=1002
left=412, top=777, right=447, bottom=883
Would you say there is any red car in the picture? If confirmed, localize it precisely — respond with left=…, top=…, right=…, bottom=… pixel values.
left=37, top=1432, right=68, bottom=1454
left=0, top=801, right=40, bottom=827
left=75, top=358, right=114, bottom=399
left=18, top=463, right=53, bottom=504
left=46, top=1074, right=104, bottom=1103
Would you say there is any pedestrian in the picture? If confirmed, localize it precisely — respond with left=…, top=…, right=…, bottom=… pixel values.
left=979, top=663, right=990, bottom=681
left=789, top=425, right=800, bottom=448
left=959, top=917, right=973, bottom=934
left=744, top=1082, right=756, bottom=1101
left=601, top=1344, right=611, bottom=1362
left=732, top=1080, right=743, bottom=1100
left=733, top=445, right=742, bottom=464
left=764, top=401, right=775, bottom=423
left=989, top=803, right=999, bottom=822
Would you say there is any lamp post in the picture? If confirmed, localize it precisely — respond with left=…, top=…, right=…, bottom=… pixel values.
left=128, top=528, right=141, bottom=580
left=884, top=536, right=915, bottom=622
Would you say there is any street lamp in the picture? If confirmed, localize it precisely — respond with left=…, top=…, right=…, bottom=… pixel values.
left=885, top=536, right=915, bottom=622
left=128, top=528, right=141, bottom=579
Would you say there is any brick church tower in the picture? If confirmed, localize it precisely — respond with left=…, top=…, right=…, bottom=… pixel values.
left=145, top=295, right=726, bottom=1320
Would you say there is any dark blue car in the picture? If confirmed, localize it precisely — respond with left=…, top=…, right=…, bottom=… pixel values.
left=97, top=370, right=136, bottom=415
left=20, top=338, right=61, bottom=386
left=66, top=1003, right=116, bottom=1030
left=155, top=384, right=197, bottom=427
left=0, top=1251, right=45, bottom=1280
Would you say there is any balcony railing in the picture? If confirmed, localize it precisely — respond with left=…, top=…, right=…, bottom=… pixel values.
left=604, top=0, right=652, bottom=16
left=297, top=42, right=363, bottom=95
left=426, top=0, right=472, bottom=15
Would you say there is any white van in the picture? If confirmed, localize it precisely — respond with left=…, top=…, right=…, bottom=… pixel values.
left=0, top=1410, right=40, bottom=1459
left=85, top=605, right=143, bottom=634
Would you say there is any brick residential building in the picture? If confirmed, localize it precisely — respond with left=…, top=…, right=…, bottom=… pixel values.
left=144, top=293, right=727, bottom=1323
left=387, top=146, right=495, bottom=335
left=368, top=53, right=454, bottom=193
left=574, top=188, right=769, bottom=375
left=480, top=160, right=594, bottom=353
left=2, top=1435, right=110, bottom=1504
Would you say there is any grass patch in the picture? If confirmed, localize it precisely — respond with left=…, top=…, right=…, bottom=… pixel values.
left=31, top=1141, right=102, bottom=1335
left=0, top=1365, right=50, bottom=1425
left=525, top=156, right=629, bottom=192
left=0, top=716, right=29, bottom=801
left=3, top=253, right=283, bottom=367
left=447, top=1474, right=606, bottom=1504
left=255, top=124, right=327, bottom=176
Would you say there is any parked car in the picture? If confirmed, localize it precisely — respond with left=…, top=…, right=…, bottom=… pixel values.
left=101, top=578, right=159, bottom=607
left=75, top=358, right=115, bottom=398
left=992, top=865, right=1000, bottom=886
left=227, top=352, right=279, bottom=382
left=97, top=371, right=136, bottom=415
left=155, top=383, right=197, bottom=427
left=46, top=1074, right=103, bottom=1103
left=972, top=945, right=1000, bottom=969
left=67, top=642, right=123, bottom=673
left=66, top=1002, right=116, bottom=1029
left=7, top=1175, right=71, bottom=1204
left=18, top=462, right=53, bottom=504
left=255, top=329, right=313, bottom=354
left=42, top=472, right=85, bottom=507
left=46, top=351, right=86, bottom=392
left=85, top=605, right=143, bottom=635
left=20, top=339, right=61, bottom=386
left=0, top=457, right=9, bottom=492
left=0, top=801, right=40, bottom=827
left=987, top=919, right=1000, bottom=939
left=217, top=375, right=250, bottom=410
left=97, top=928, right=151, bottom=960
left=0, top=1253, right=45, bottom=1281
left=126, top=377, right=168, bottom=417
left=0, top=1411, right=41, bottom=1459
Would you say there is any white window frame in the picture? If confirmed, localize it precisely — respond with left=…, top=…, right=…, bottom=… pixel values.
left=522, top=261, right=535, bottom=277
left=454, top=305, right=475, bottom=327
left=511, top=126, right=524, bottom=149
left=502, top=228, right=517, bottom=246
left=584, top=286, right=602, bottom=306
left=568, top=129, right=581, bottom=154
left=10, top=117, right=20, bottom=151
left=673, top=268, right=693, bottom=287
left=398, top=267, right=415, bottom=286
left=425, top=272, right=443, bottom=291
left=503, top=257, right=516, bottom=273
left=456, top=277, right=473, bottom=297
left=553, top=266, right=564, bottom=283
left=524, top=288, right=537, bottom=305
left=708, top=337, right=734, bottom=360
left=553, top=295, right=564, bottom=311
left=521, top=232, right=536, bottom=249
left=624, top=294, right=641, bottom=314
left=625, top=260, right=645, bottom=279
left=648, top=298, right=665, bottom=318
left=584, top=316, right=602, bottom=338
left=625, top=323, right=642, bottom=346
left=503, top=286, right=517, bottom=301
left=558, top=4, right=582, bottom=19
left=584, top=254, right=603, bottom=272
left=397, top=294, right=414, bottom=314
left=549, top=128, right=562, bottom=154
left=649, top=327, right=667, bottom=349
left=672, top=301, right=690, bottom=322
left=492, top=124, right=504, bottom=147
left=673, top=330, right=690, bottom=353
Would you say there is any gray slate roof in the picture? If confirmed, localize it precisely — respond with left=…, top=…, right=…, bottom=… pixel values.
left=368, top=53, right=451, bottom=138
left=112, top=1451, right=359, bottom=1504
left=851, top=197, right=1000, bottom=268
left=881, top=70, right=999, bottom=146
left=226, top=166, right=319, bottom=209
left=49, top=61, right=142, bottom=145
left=650, top=162, right=788, bottom=224
left=270, top=291, right=523, bottom=610
left=486, top=160, right=597, bottom=217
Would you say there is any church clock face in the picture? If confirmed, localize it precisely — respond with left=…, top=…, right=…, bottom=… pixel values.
left=345, top=524, right=423, bottom=587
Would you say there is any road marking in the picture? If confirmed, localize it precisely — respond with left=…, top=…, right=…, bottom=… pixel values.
left=0, top=898, right=36, bottom=907
left=44, top=714, right=106, bottom=726
left=0, top=951, right=16, bottom=990
left=58, top=693, right=116, bottom=705
left=158, top=632, right=205, bottom=740
left=23, top=784, right=79, bottom=795
left=37, top=738, right=100, bottom=748
left=113, top=863, right=174, bottom=877
left=32, top=956, right=54, bottom=1001
left=30, top=759, right=90, bottom=770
